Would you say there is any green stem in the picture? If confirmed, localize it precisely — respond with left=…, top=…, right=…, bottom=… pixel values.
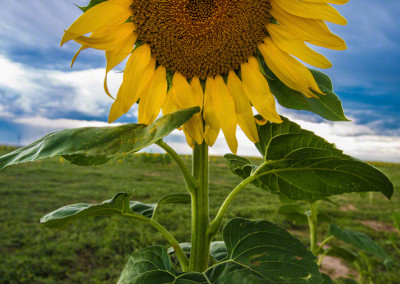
left=316, top=235, right=334, bottom=255
left=307, top=201, right=318, bottom=255
left=317, top=248, right=330, bottom=266
left=156, top=140, right=199, bottom=193
left=189, top=142, right=210, bottom=272
left=208, top=161, right=268, bottom=238
left=123, top=213, right=189, bottom=272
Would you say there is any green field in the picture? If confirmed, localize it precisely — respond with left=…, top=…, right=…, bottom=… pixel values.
left=0, top=145, right=399, bottom=283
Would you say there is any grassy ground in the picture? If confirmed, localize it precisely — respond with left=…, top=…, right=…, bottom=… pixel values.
left=0, top=145, right=399, bottom=283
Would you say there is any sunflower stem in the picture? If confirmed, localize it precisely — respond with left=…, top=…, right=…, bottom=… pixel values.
left=307, top=201, right=319, bottom=255
left=189, top=142, right=210, bottom=272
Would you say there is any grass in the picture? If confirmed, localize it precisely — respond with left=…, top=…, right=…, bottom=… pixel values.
left=0, top=145, right=399, bottom=283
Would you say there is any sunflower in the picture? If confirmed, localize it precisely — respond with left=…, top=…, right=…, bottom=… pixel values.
left=62, top=0, right=347, bottom=153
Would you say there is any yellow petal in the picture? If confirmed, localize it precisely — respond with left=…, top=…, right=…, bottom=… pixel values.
left=71, top=45, right=88, bottom=68
left=61, top=0, right=132, bottom=45
left=108, top=88, right=124, bottom=123
left=162, top=87, right=178, bottom=116
left=258, top=38, right=322, bottom=98
left=70, top=22, right=136, bottom=51
left=270, top=3, right=346, bottom=50
left=190, top=77, right=204, bottom=109
left=183, top=130, right=195, bottom=149
left=212, top=76, right=238, bottom=154
left=172, top=73, right=196, bottom=109
left=138, top=66, right=168, bottom=125
left=70, top=28, right=107, bottom=68
left=104, top=32, right=138, bottom=98
left=172, top=73, right=204, bottom=144
left=120, top=44, right=153, bottom=113
left=302, top=0, right=349, bottom=5
left=227, top=71, right=259, bottom=143
left=203, top=78, right=220, bottom=146
left=267, top=24, right=332, bottom=69
left=241, top=59, right=282, bottom=123
left=272, top=0, right=347, bottom=25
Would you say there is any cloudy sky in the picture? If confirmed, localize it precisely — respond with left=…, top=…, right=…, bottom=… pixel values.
left=0, top=1, right=399, bottom=162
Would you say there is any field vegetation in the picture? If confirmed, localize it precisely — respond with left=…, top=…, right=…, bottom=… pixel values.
left=0, top=145, right=399, bottom=283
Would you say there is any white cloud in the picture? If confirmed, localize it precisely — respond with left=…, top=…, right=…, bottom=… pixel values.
left=0, top=55, right=123, bottom=118
left=14, top=116, right=122, bottom=129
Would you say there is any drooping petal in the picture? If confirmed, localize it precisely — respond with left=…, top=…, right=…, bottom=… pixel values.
left=103, top=32, right=138, bottom=98
left=70, top=22, right=136, bottom=51
left=212, top=76, right=238, bottom=154
left=203, top=78, right=220, bottom=146
left=258, top=37, right=322, bottom=98
left=227, top=71, right=259, bottom=143
left=119, top=44, right=153, bottom=113
left=171, top=73, right=204, bottom=145
left=108, top=88, right=124, bottom=123
left=267, top=24, right=332, bottom=69
left=61, top=0, right=132, bottom=45
left=71, top=45, right=88, bottom=68
left=183, top=130, right=195, bottom=149
left=241, top=59, right=282, bottom=123
left=138, top=66, right=168, bottom=125
left=162, top=87, right=178, bottom=116
left=190, top=77, right=204, bottom=109
left=270, top=2, right=346, bottom=50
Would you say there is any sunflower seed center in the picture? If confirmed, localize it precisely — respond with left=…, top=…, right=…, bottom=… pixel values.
left=131, top=0, right=271, bottom=79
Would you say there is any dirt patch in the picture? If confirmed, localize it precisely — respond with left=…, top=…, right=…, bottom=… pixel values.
left=340, top=204, right=357, bottom=212
left=143, top=171, right=161, bottom=177
left=360, top=220, right=396, bottom=233
left=320, top=256, right=358, bottom=280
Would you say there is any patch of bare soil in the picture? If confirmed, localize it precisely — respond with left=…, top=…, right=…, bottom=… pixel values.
left=320, top=256, right=358, bottom=280
left=360, top=220, right=396, bottom=233
left=340, top=204, right=357, bottom=212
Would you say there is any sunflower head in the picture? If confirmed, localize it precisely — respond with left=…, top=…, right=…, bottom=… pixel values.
left=62, top=0, right=348, bottom=153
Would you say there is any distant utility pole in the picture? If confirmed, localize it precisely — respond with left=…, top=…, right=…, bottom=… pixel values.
left=17, top=134, right=21, bottom=146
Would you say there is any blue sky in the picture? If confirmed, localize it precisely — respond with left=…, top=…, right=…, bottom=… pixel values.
left=0, top=0, right=399, bottom=161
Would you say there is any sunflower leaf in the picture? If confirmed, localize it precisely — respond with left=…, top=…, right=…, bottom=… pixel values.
left=40, top=192, right=155, bottom=229
left=329, top=224, right=392, bottom=261
left=118, top=218, right=321, bottom=283
left=257, top=54, right=348, bottom=121
left=225, top=117, right=394, bottom=200
left=0, top=107, right=200, bottom=171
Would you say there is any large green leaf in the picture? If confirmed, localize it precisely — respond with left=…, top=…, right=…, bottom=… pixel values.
left=119, top=218, right=321, bottom=283
left=329, top=224, right=391, bottom=261
left=0, top=107, right=200, bottom=171
left=257, top=53, right=348, bottom=121
left=225, top=117, right=394, bottom=200
left=40, top=192, right=191, bottom=229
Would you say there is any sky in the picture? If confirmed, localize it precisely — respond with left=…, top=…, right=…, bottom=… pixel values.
left=0, top=0, right=399, bottom=162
